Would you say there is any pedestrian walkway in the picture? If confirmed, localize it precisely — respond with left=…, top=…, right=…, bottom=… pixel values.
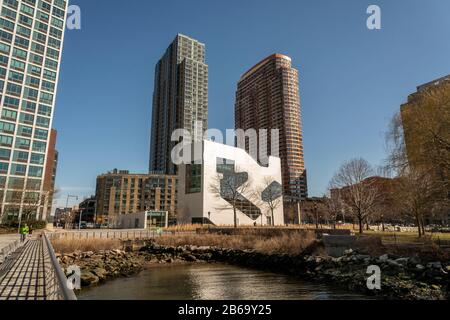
left=0, top=239, right=47, bottom=300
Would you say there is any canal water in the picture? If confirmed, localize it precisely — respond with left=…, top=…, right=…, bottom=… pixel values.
left=78, top=264, right=370, bottom=300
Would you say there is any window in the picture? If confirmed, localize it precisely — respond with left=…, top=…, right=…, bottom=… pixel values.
left=32, top=140, right=46, bottom=152
left=2, top=109, right=17, bottom=121
left=3, top=96, right=19, bottom=108
left=22, top=101, right=36, bottom=112
left=6, top=82, right=22, bottom=96
left=30, top=153, right=44, bottom=165
left=0, top=148, right=11, bottom=160
left=10, top=59, right=25, bottom=71
left=18, top=125, right=33, bottom=137
left=20, top=4, right=35, bottom=16
left=37, top=104, right=51, bottom=116
left=0, top=121, right=15, bottom=134
left=26, top=75, right=40, bottom=87
left=0, top=162, right=9, bottom=174
left=0, top=135, right=13, bottom=147
left=8, top=71, right=24, bottom=83
left=13, top=151, right=29, bottom=162
left=16, top=25, right=31, bottom=38
left=40, top=92, right=53, bottom=104
left=8, top=177, right=25, bottom=189
left=19, top=113, right=34, bottom=125
left=28, top=166, right=42, bottom=177
left=27, top=179, right=41, bottom=190
left=0, top=18, right=14, bottom=31
left=28, top=64, right=41, bottom=76
left=41, top=80, right=54, bottom=92
left=19, top=14, right=33, bottom=26
left=36, top=116, right=49, bottom=128
left=0, top=43, right=10, bottom=54
left=23, top=87, right=38, bottom=100
left=15, top=137, right=31, bottom=150
left=11, top=164, right=27, bottom=176
left=43, top=69, right=56, bottom=81
left=34, top=128, right=47, bottom=140
left=13, top=47, right=27, bottom=60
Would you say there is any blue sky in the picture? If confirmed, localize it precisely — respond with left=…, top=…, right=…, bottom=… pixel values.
left=53, top=0, right=450, bottom=208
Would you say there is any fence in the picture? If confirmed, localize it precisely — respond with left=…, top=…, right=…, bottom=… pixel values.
left=42, top=233, right=77, bottom=300
left=46, top=229, right=187, bottom=241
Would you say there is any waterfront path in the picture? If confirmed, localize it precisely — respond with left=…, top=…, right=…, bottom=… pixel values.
left=0, top=234, right=76, bottom=300
left=0, top=238, right=47, bottom=300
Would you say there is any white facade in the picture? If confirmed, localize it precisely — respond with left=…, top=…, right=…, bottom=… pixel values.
left=178, top=140, right=284, bottom=226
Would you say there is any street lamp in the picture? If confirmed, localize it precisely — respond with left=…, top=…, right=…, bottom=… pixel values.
left=78, top=208, right=85, bottom=230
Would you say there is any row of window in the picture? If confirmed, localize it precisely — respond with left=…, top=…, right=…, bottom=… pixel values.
left=2, top=0, right=66, bottom=25
left=1, top=98, right=52, bottom=116
left=1, top=109, right=50, bottom=127
left=0, top=134, right=46, bottom=151
left=0, top=175, right=41, bottom=189
left=0, top=148, right=44, bottom=163
left=0, top=161, right=43, bottom=177
left=0, top=121, right=48, bottom=138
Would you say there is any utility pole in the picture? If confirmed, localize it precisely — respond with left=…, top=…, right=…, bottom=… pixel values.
left=78, top=209, right=83, bottom=230
left=65, top=195, right=78, bottom=229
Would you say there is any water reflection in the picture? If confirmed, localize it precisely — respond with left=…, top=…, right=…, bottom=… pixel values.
left=79, top=264, right=369, bottom=300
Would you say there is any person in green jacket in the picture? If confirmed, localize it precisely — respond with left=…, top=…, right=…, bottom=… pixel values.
left=20, top=224, right=29, bottom=242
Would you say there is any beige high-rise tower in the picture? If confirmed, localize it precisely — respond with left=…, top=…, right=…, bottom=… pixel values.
left=235, top=54, right=307, bottom=218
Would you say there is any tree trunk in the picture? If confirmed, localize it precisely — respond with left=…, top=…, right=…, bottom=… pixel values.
left=358, top=217, right=364, bottom=234
left=420, top=216, right=426, bottom=236
left=271, top=208, right=275, bottom=227
left=233, top=207, right=237, bottom=229
left=415, top=213, right=422, bottom=238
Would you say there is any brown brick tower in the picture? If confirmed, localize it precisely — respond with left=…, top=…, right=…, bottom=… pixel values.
left=235, top=54, right=307, bottom=221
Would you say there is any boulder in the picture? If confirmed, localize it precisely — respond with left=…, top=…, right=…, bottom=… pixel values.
left=378, top=254, right=389, bottom=262
left=80, top=271, right=99, bottom=286
left=395, top=258, right=409, bottom=266
left=92, top=267, right=108, bottom=280
left=427, top=262, right=442, bottom=270
left=183, top=254, right=197, bottom=262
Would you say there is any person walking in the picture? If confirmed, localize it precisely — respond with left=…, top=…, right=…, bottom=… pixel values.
left=20, top=223, right=29, bottom=242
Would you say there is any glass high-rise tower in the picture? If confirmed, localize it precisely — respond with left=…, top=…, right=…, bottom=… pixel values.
left=0, top=0, right=68, bottom=222
left=150, top=34, right=208, bottom=175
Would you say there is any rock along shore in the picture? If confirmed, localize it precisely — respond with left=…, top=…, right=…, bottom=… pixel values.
left=58, top=243, right=450, bottom=300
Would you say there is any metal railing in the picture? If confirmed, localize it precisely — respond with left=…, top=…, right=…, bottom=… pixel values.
left=46, top=229, right=188, bottom=241
left=42, top=233, right=77, bottom=300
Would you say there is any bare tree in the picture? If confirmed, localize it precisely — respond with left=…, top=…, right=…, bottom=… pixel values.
left=323, top=191, right=344, bottom=229
left=393, top=167, right=447, bottom=237
left=257, top=177, right=282, bottom=226
left=330, top=158, right=380, bottom=234
left=386, top=107, right=450, bottom=236
left=21, top=192, right=43, bottom=221
left=210, top=166, right=256, bottom=228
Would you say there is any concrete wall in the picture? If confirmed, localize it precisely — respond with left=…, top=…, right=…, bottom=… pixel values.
left=119, top=212, right=147, bottom=229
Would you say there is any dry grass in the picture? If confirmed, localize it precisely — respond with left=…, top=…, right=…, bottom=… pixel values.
left=155, top=232, right=316, bottom=255
left=51, top=238, right=122, bottom=254
left=164, top=224, right=203, bottom=232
